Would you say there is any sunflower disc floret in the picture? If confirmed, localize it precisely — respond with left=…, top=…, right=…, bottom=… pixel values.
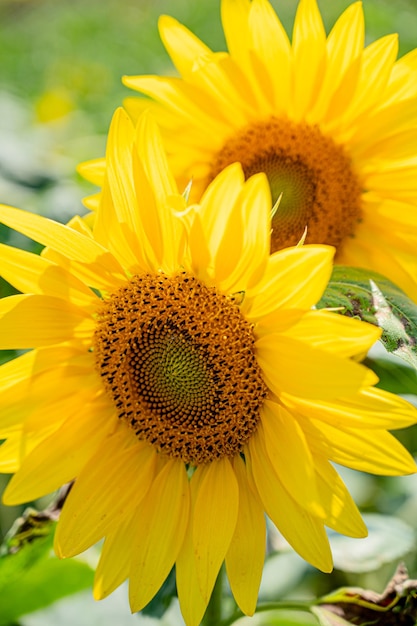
left=95, top=271, right=267, bottom=464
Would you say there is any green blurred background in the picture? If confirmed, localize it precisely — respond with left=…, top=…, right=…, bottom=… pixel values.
left=1, top=1, right=417, bottom=624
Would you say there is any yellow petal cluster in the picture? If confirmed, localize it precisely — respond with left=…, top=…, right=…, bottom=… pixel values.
left=0, top=109, right=416, bottom=626
left=78, top=0, right=417, bottom=300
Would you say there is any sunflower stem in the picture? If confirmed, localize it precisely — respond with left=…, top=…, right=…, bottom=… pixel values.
left=221, top=600, right=313, bottom=626
left=203, top=566, right=225, bottom=626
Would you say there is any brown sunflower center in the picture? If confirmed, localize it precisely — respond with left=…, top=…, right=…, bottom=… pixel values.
left=207, top=117, right=363, bottom=253
left=94, top=271, right=267, bottom=465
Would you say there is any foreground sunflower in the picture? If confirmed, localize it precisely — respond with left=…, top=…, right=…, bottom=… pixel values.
left=1, top=109, right=417, bottom=626
left=84, top=0, right=417, bottom=300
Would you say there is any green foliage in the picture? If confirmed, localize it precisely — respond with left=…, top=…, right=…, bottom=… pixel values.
left=141, top=567, right=177, bottom=619
left=317, top=266, right=417, bottom=369
left=365, top=356, right=417, bottom=395
left=0, top=508, right=94, bottom=625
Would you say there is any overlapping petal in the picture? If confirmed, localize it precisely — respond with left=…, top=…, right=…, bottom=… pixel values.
left=1, top=100, right=417, bottom=626
left=120, top=0, right=417, bottom=301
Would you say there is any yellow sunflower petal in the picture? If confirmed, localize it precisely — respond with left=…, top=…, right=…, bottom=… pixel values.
left=0, top=436, right=24, bottom=473
left=77, top=157, right=106, bottom=186
left=135, top=113, right=186, bottom=270
left=129, top=459, right=190, bottom=612
left=94, top=174, right=152, bottom=274
left=247, top=428, right=333, bottom=573
left=249, top=0, right=291, bottom=112
left=0, top=204, right=125, bottom=287
left=314, top=455, right=367, bottom=538
left=385, top=46, right=417, bottom=103
left=310, top=2, right=364, bottom=123
left=221, top=0, right=272, bottom=114
left=302, top=417, right=417, bottom=476
left=225, top=455, right=266, bottom=616
left=23, top=385, right=102, bottom=439
left=348, top=92, right=416, bottom=158
left=123, top=75, right=229, bottom=138
left=94, top=511, right=138, bottom=600
left=337, top=34, right=399, bottom=139
left=221, top=0, right=251, bottom=63
left=0, top=427, right=54, bottom=474
left=215, top=173, right=270, bottom=292
left=3, top=397, right=114, bottom=504
left=281, top=310, right=381, bottom=358
left=159, top=15, right=212, bottom=79
left=176, top=468, right=208, bottom=626
left=82, top=192, right=100, bottom=211
left=193, top=458, right=239, bottom=603
left=55, top=431, right=156, bottom=558
left=245, top=245, right=334, bottom=319
left=1, top=363, right=100, bottom=435
left=102, top=108, right=141, bottom=244
left=282, top=386, right=417, bottom=431
left=292, top=0, right=326, bottom=120
left=0, top=295, right=94, bottom=349
left=136, top=110, right=178, bottom=202
left=92, top=111, right=159, bottom=274
left=0, top=243, right=98, bottom=310
left=189, top=53, right=254, bottom=125
left=256, top=334, right=377, bottom=399
left=0, top=345, right=82, bottom=392
left=197, top=162, right=244, bottom=260
left=260, top=401, right=323, bottom=517
left=0, top=416, right=56, bottom=474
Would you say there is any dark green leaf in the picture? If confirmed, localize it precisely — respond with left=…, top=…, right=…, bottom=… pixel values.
left=317, top=266, right=417, bottom=369
left=141, top=566, right=177, bottom=618
left=364, top=356, right=417, bottom=395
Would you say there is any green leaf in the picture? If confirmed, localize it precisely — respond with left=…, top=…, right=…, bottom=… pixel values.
left=141, top=567, right=176, bottom=618
left=0, top=507, right=56, bottom=589
left=0, top=556, right=94, bottom=625
left=0, top=503, right=94, bottom=624
left=317, top=266, right=417, bottom=369
left=364, top=356, right=417, bottom=395
left=229, top=612, right=316, bottom=626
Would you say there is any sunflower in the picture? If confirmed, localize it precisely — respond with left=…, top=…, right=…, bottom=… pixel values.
left=1, top=109, right=416, bottom=626
left=88, top=0, right=417, bottom=300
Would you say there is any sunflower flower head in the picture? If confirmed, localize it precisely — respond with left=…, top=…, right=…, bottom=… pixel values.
left=1, top=109, right=417, bottom=626
left=101, top=0, right=417, bottom=300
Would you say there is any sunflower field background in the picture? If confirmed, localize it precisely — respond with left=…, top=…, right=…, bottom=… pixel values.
left=2, top=1, right=417, bottom=625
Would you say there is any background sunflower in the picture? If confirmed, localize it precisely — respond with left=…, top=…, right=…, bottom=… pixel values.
left=1, top=2, right=417, bottom=626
